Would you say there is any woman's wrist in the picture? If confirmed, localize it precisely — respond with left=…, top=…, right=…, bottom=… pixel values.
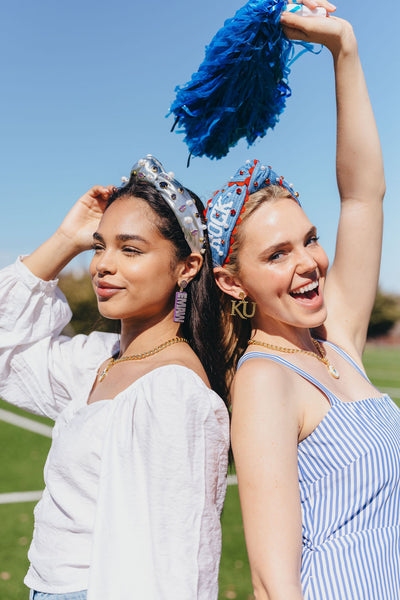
left=328, top=20, right=358, bottom=61
left=23, top=229, right=83, bottom=281
left=55, top=224, right=91, bottom=255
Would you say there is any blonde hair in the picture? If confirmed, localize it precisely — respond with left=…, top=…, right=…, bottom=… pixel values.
left=221, top=185, right=295, bottom=391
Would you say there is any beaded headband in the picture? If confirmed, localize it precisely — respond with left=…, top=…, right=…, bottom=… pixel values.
left=204, top=159, right=300, bottom=266
left=129, top=155, right=206, bottom=254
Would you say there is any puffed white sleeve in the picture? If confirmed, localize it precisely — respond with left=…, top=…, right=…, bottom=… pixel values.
left=88, top=365, right=230, bottom=600
left=0, top=258, right=118, bottom=419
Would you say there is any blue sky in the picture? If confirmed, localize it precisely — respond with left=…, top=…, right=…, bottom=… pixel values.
left=1, top=0, right=399, bottom=292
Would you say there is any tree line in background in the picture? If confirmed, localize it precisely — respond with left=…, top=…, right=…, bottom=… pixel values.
left=367, top=290, right=400, bottom=338
left=58, top=273, right=400, bottom=339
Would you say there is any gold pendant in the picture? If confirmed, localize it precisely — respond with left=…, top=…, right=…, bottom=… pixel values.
left=98, top=366, right=110, bottom=383
left=328, top=364, right=340, bottom=379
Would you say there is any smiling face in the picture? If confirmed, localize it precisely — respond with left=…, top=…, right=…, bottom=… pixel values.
left=234, top=196, right=329, bottom=332
left=89, top=196, right=183, bottom=324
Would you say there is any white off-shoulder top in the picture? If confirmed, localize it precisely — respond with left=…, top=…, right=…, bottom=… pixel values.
left=0, top=259, right=230, bottom=600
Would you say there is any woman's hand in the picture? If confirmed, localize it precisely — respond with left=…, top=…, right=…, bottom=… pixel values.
left=281, top=2, right=356, bottom=58
left=23, top=185, right=115, bottom=281
left=57, top=185, right=115, bottom=253
left=293, top=0, right=336, bottom=11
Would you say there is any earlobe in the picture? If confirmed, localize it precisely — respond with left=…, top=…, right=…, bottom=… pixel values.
left=213, top=266, right=246, bottom=299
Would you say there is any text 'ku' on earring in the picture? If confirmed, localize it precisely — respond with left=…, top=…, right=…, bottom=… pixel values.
left=174, top=280, right=188, bottom=323
left=231, top=291, right=256, bottom=320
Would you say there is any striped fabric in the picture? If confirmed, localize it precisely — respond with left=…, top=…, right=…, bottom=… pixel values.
left=237, top=342, right=400, bottom=599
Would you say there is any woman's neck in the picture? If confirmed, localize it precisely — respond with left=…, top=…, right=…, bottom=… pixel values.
left=119, top=312, right=182, bottom=357
left=251, top=324, right=316, bottom=353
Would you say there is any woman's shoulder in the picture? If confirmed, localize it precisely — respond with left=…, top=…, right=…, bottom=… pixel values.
left=231, top=356, right=301, bottom=447
left=151, top=342, right=211, bottom=386
left=138, top=363, right=216, bottom=398
left=133, top=363, right=228, bottom=420
left=108, top=364, right=229, bottom=446
left=62, top=330, right=119, bottom=375
left=69, top=329, right=118, bottom=351
left=235, top=351, right=293, bottom=386
left=232, top=351, right=303, bottom=412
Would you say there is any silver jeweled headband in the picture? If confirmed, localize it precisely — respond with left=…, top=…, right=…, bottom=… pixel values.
left=129, top=155, right=206, bottom=254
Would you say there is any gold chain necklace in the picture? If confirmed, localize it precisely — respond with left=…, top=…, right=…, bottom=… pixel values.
left=98, top=336, right=189, bottom=383
left=248, top=338, right=340, bottom=379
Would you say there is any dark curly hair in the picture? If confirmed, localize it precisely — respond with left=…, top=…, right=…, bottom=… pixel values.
left=105, top=175, right=228, bottom=407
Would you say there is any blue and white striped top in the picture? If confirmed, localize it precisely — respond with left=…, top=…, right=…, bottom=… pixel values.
left=237, top=341, right=400, bottom=599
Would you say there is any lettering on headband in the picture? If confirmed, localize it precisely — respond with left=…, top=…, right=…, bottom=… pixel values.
left=208, top=195, right=235, bottom=257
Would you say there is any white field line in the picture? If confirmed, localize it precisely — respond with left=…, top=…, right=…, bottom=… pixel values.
left=0, top=490, right=43, bottom=505
left=3, top=388, right=399, bottom=502
left=0, top=475, right=237, bottom=504
left=2, top=480, right=238, bottom=506
left=0, top=408, right=53, bottom=438
left=2, top=478, right=238, bottom=504
left=1, top=481, right=238, bottom=504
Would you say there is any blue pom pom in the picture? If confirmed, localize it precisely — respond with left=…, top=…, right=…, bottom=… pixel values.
left=169, top=0, right=313, bottom=160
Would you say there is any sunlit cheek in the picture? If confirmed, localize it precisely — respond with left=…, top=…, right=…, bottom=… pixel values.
left=244, top=274, right=283, bottom=305
left=88, top=255, right=97, bottom=279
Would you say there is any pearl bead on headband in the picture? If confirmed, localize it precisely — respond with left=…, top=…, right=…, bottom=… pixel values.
left=204, top=159, right=300, bottom=266
left=129, top=155, right=207, bottom=254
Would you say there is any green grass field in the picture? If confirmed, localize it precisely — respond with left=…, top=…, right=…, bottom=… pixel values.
left=0, top=345, right=398, bottom=600
left=363, top=346, right=400, bottom=393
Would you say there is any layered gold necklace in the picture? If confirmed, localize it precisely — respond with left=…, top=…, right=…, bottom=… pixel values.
left=98, top=336, right=189, bottom=383
left=248, top=338, right=340, bottom=379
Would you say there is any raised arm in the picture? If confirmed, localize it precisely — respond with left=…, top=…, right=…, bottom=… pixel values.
left=23, top=185, right=114, bottom=280
left=281, top=8, right=385, bottom=356
left=0, top=184, right=116, bottom=417
left=231, top=361, right=304, bottom=600
left=327, top=25, right=385, bottom=354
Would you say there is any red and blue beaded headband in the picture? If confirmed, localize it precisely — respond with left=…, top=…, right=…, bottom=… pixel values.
left=204, top=159, right=300, bottom=266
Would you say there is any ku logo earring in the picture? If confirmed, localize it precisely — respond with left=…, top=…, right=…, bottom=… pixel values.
left=173, top=280, right=188, bottom=323
left=231, top=292, right=256, bottom=320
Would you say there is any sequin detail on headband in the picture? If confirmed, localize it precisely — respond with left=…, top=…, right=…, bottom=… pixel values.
left=129, top=155, right=207, bottom=254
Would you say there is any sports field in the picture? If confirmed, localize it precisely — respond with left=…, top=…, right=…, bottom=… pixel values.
left=0, top=345, right=399, bottom=600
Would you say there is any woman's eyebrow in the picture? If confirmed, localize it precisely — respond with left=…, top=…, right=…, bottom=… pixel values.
left=306, top=226, right=317, bottom=237
left=115, top=233, right=148, bottom=244
left=257, top=226, right=318, bottom=259
left=258, top=241, right=289, bottom=259
left=92, top=232, right=148, bottom=244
